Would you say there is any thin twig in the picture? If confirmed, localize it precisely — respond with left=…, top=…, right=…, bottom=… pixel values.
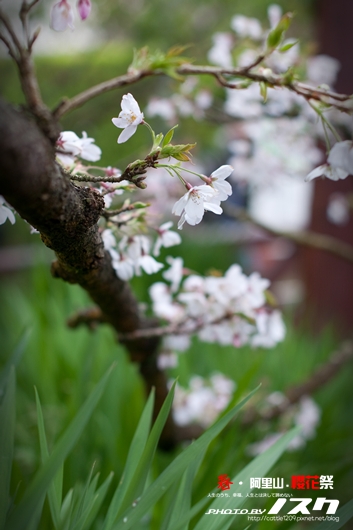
left=0, top=31, right=17, bottom=59
left=70, top=173, right=125, bottom=184
left=224, top=204, right=353, bottom=264
left=53, top=69, right=158, bottom=119
left=19, top=0, right=41, bottom=49
left=102, top=204, right=147, bottom=218
left=242, top=340, right=353, bottom=425
left=0, top=8, right=22, bottom=54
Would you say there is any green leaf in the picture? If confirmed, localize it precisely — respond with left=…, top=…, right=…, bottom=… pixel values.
left=113, top=387, right=259, bottom=529
left=172, top=152, right=191, bottom=162
left=266, top=13, right=293, bottom=50
left=260, top=82, right=268, bottom=102
left=313, top=498, right=353, bottom=530
left=193, top=427, right=301, bottom=530
left=279, top=39, right=298, bottom=52
left=0, top=367, right=16, bottom=530
left=103, top=390, right=155, bottom=529
left=6, top=364, right=115, bottom=530
left=153, top=132, right=164, bottom=150
left=163, top=125, right=178, bottom=147
left=35, top=388, right=63, bottom=529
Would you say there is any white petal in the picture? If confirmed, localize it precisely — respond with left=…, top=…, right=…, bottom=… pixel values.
left=328, top=140, right=353, bottom=173
left=325, top=166, right=349, bottom=181
left=305, top=165, right=327, bottom=182
left=0, top=205, right=15, bottom=225
left=80, top=143, right=102, bottom=162
left=211, top=165, right=233, bottom=181
left=121, top=93, right=141, bottom=115
left=112, top=116, right=129, bottom=129
left=172, top=193, right=189, bottom=216
left=118, top=124, right=138, bottom=144
left=204, top=201, right=223, bottom=215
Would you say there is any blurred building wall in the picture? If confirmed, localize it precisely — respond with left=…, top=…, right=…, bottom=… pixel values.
left=301, top=0, right=353, bottom=333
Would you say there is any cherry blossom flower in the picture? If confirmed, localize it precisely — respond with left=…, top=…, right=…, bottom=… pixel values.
left=251, top=310, right=286, bottom=348
left=231, top=14, right=263, bottom=40
left=172, top=373, right=236, bottom=428
left=56, top=131, right=101, bottom=166
left=162, top=256, right=184, bottom=292
left=172, top=184, right=222, bottom=229
left=111, top=250, right=135, bottom=281
left=149, top=282, right=185, bottom=322
left=305, top=163, right=349, bottom=182
left=50, top=0, right=75, bottom=31
left=208, top=32, right=233, bottom=68
left=135, top=255, right=164, bottom=276
left=112, top=94, right=144, bottom=144
left=209, top=165, right=233, bottom=201
left=77, top=0, right=91, bottom=20
left=0, top=196, right=15, bottom=225
left=153, top=222, right=181, bottom=256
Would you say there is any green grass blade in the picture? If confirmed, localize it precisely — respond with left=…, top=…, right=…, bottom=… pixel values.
left=6, top=364, right=115, bottom=530
left=70, top=465, right=98, bottom=530
left=312, top=498, right=353, bottom=530
left=59, top=489, right=74, bottom=530
left=80, top=472, right=114, bottom=530
left=0, top=329, right=30, bottom=395
left=163, top=449, right=206, bottom=530
left=193, top=427, right=301, bottom=530
left=0, top=366, right=16, bottom=530
left=35, top=388, right=63, bottom=529
left=170, top=494, right=214, bottom=530
left=112, top=386, right=259, bottom=530
left=103, top=389, right=155, bottom=529
left=114, top=381, right=177, bottom=518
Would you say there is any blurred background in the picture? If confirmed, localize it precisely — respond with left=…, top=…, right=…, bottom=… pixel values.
left=1, top=0, right=353, bottom=528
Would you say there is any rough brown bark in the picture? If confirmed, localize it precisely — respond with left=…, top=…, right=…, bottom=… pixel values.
left=0, top=98, right=176, bottom=447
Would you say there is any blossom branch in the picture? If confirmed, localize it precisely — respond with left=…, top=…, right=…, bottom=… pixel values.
left=53, top=63, right=353, bottom=121
left=224, top=204, right=353, bottom=264
left=242, top=339, right=353, bottom=425
left=53, top=69, right=157, bottom=119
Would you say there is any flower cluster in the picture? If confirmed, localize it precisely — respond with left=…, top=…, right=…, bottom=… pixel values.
left=171, top=373, right=236, bottom=428
left=247, top=393, right=321, bottom=455
left=102, top=223, right=181, bottom=281
left=56, top=131, right=102, bottom=166
left=208, top=4, right=299, bottom=74
left=150, top=259, right=286, bottom=352
left=50, top=0, right=91, bottom=32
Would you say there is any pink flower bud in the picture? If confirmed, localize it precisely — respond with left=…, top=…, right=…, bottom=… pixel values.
left=77, top=0, right=91, bottom=21
left=50, top=0, right=75, bottom=31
